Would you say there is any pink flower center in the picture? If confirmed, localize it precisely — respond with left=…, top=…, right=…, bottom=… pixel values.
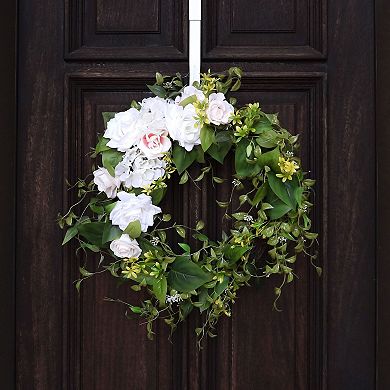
left=141, top=131, right=167, bottom=150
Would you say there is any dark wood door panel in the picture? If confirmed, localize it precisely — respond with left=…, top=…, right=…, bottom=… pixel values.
left=203, top=0, right=326, bottom=59
left=65, top=0, right=187, bottom=60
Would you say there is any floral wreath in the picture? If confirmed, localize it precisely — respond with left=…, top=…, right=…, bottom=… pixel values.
left=59, top=68, right=319, bottom=343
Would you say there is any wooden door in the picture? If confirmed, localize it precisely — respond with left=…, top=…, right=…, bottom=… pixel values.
left=14, top=0, right=376, bottom=389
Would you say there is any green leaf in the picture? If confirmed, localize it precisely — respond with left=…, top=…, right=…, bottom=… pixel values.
left=267, top=172, right=295, bottom=209
left=94, top=136, right=111, bottom=154
left=294, top=187, right=304, bottom=207
left=62, top=226, right=78, bottom=245
left=213, top=176, right=225, bottom=184
left=255, top=129, right=278, bottom=148
left=178, top=243, right=191, bottom=253
left=303, top=179, right=316, bottom=187
left=81, top=242, right=100, bottom=252
left=162, top=214, right=172, bottom=222
left=267, top=201, right=292, bottom=220
left=155, top=72, right=164, bottom=85
left=216, top=200, right=229, bottom=208
left=130, top=305, right=142, bottom=314
left=147, top=84, right=166, bottom=98
left=231, top=79, right=241, bottom=92
left=102, top=149, right=124, bottom=176
left=252, top=183, right=268, bottom=206
left=172, top=144, right=197, bottom=174
left=89, top=202, right=105, bottom=215
left=102, top=112, right=116, bottom=128
left=179, top=171, right=189, bottom=184
left=175, top=226, right=186, bottom=238
left=254, top=118, right=273, bottom=134
left=200, top=125, right=215, bottom=152
left=224, top=245, right=251, bottom=264
left=124, top=220, right=142, bottom=239
left=232, top=212, right=246, bottom=220
left=212, top=277, right=229, bottom=299
left=195, top=220, right=205, bottom=230
left=151, top=187, right=166, bottom=205
left=207, top=140, right=232, bottom=164
left=256, top=147, right=280, bottom=171
left=265, top=113, right=279, bottom=125
left=102, top=224, right=122, bottom=244
left=77, top=222, right=106, bottom=246
left=179, top=95, right=197, bottom=107
left=235, top=139, right=259, bottom=177
left=168, top=256, right=212, bottom=292
left=152, top=276, right=167, bottom=304
left=215, top=130, right=232, bottom=142
left=79, top=266, right=93, bottom=277
left=104, top=202, right=117, bottom=214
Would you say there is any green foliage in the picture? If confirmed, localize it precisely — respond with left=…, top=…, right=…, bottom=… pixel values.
left=200, top=125, right=215, bottom=152
left=102, top=149, right=124, bottom=176
left=172, top=144, right=198, bottom=174
left=168, top=256, right=212, bottom=292
left=60, top=67, right=319, bottom=347
left=124, top=220, right=142, bottom=239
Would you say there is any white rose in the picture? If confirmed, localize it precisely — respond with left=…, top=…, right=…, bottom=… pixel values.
left=165, top=103, right=201, bottom=151
left=175, top=86, right=205, bottom=104
left=104, top=108, right=142, bottom=152
left=138, top=129, right=171, bottom=158
left=110, top=234, right=142, bottom=259
left=206, top=93, right=234, bottom=126
left=110, top=191, right=161, bottom=232
left=93, top=167, right=120, bottom=199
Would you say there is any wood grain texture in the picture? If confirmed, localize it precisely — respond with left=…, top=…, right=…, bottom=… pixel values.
left=16, top=0, right=64, bottom=388
left=326, top=0, right=376, bottom=388
left=0, top=0, right=16, bottom=388
left=377, top=1, right=390, bottom=388
left=96, top=0, right=160, bottom=33
left=203, top=0, right=326, bottom=59
left=65, top=0, right=187, bottom=60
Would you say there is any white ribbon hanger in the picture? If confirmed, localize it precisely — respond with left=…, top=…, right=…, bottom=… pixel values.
left=189, top=0, right=201, bottom=85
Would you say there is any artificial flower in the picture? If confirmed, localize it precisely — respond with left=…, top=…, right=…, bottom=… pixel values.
left=115, top=147, right=166, bottom=189
left=110, top=191, right=161, bottom=231
left=276, top=157, right=299, bottom=182
left=92, top=167, right=120, bottom=198
left=165, top=103, right=201, bottom=151
left=206, top=92, right=234, bottom=125
left=138, top=129, right=171, bottom=158
left=104, top=108, right=141, bottom=152
left=110, top=234, right=142, bottom=259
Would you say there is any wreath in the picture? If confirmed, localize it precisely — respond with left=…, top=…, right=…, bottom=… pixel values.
left=59, top=68, right=319, bottom=343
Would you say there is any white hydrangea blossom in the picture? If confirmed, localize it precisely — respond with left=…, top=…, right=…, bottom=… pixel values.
left=115, top=146, right=166, bottom=189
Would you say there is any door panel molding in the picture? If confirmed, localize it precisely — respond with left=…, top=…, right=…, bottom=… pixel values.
left=65, top=0, right=188, bottom=60
left=203, top=0, right=327, bottom=60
